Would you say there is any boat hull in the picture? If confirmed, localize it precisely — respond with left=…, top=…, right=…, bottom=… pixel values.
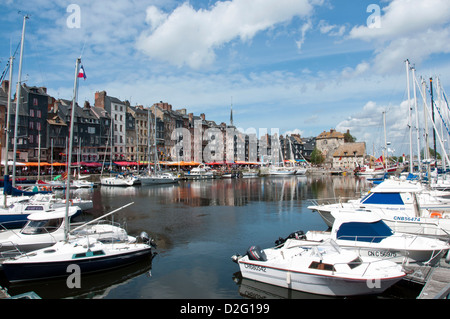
left=238, top=260, right=403, bottom=297
left=140, top=176, right=179, bottom=185
left=2, top=246, right=153, bottom=283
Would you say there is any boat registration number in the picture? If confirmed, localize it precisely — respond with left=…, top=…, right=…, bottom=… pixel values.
left=368, top=250, right=397, bottom=258
left=243, top=263, right=267, bottom=272
left=393, top=216, right=421, bottom=222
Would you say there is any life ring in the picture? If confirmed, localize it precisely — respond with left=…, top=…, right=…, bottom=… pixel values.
left=430, top=211, right=443, bottom=219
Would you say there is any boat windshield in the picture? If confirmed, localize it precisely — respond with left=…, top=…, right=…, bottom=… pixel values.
left=21, top=218, right=63, bottom=235
left=360, top=192, right=404, bottom=205
left=336, top=220, right=393, bottom=243
left=348, top=257, right=363, bottom=269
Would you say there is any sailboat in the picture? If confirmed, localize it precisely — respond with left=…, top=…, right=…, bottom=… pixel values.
left=268, top=137, right=295, bottom=176
left=100, top=119, right=140, bottom=186
left=139, top=108, right=178, bottom=185
left=2, top=58, right=156, bottom=284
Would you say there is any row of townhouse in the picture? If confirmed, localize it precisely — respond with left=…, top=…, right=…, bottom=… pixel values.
left=0, top=81, right=317, bottom=167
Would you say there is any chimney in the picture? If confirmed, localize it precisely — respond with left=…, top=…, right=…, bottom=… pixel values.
left=95, top=91, right=106, bottom=108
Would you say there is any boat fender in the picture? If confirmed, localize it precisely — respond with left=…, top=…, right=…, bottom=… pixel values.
left=446, top=250, right=450, bottom=264
left=247, top=246, right=267, bottom=262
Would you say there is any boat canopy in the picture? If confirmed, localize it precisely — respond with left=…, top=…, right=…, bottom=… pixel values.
left=360, top=192, right=405, bottom=205
left=336, top=220, right=394, bottom=243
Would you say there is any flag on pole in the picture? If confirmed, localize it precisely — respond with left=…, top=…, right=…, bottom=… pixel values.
left=78, top=65, right=87, bottom=80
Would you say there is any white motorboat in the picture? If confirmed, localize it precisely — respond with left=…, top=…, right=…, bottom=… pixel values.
left=140, top=172, right=179, bottom=185
left=232, top=239, right=405, bottom=297
left=308, top=178, right=450, bottom=237
left=187, top=164, right=215, bottom=179
left=26, top=193, right=93, bottom=211
left=268, top=166, right=296, bottom=176
left=282, top=212, right=450, bottom=266
left=100, top=174, right=140, bottom=186
left=2, top=232, right=155, bottom=283
left=0, top=207, right=80, bottom=254
left=72, top=179, right=94, bottom=189
left=0, top=200, right=82, bottom=229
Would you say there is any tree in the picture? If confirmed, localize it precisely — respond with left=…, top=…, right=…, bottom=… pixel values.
left=421, top=147, right=441, bottom=160
left=344, top=131, right=357, bottom=143
left=310, top=148, right=324, bottom=165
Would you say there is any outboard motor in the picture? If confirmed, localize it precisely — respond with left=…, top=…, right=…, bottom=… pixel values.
left=140, top=231, right=157, bottom=248
left=275, top=230, right=306, bottom=246
left=247, top=246, right=267, bottom=262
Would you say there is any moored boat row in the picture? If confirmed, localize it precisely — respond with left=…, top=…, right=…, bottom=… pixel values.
left=231, top=176, right=450, bottom=297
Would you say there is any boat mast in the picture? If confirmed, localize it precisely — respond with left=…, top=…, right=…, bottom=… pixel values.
left=383, top=111, right=388, bottom=172
left=422, top=78, right=431, bottom=179
left=430, top=77, right=437, bottom=166
left=12, top=15, right=29, bottom=188
left=3, top=55, right=14, bottom=208
left=147, top=107, right=151, bottom=172
left=64, top=57, right=81, bottom=242
left=406, top=59, right=413, bottom=174
left=436, top=77, right=447, bottom=171
left=411, top=65, right=422, bottom=177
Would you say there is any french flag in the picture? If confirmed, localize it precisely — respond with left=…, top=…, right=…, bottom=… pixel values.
left=78, top=65, right=87, bottom=80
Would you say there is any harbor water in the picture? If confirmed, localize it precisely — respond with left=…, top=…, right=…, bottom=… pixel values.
left=0, top=175, right=422, bottom=299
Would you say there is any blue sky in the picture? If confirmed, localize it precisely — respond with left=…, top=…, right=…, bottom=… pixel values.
left=1, top=0, right=450, bottom=158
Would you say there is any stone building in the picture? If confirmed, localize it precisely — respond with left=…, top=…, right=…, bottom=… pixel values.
left=316, top=129, right=345, bottom=168
left=332, top=142, right=366, bottom=170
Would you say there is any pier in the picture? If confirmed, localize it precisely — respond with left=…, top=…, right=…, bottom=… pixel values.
left=404, top=259, right=450, bottom=299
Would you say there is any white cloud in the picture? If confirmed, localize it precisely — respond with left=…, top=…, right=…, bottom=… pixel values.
left=341, top=62, right=370, bottom=79
left=136, top=0, right=317, bottom=69
left=350, top=0, right=450, bottom=41
left=348, top=0, right=450, bottom=74
left=296, top=20, right=312, bottom=51
left=318, top=20, right=345, bottom=37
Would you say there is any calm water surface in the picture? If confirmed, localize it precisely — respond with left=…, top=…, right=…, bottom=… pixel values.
left=1, top=175, right=421, bottom=299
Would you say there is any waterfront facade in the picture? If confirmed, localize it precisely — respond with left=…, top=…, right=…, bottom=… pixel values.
left=0, top=80, right=333, bottom=166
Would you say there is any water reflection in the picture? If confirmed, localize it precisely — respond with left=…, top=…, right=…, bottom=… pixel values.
left=233, top=272, right=335, bottom=299
left=1, top=255, right=155, bottom=299
left=97, top=175, right=370, bottom=208
left=0, top=175, right=384, bottom=299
